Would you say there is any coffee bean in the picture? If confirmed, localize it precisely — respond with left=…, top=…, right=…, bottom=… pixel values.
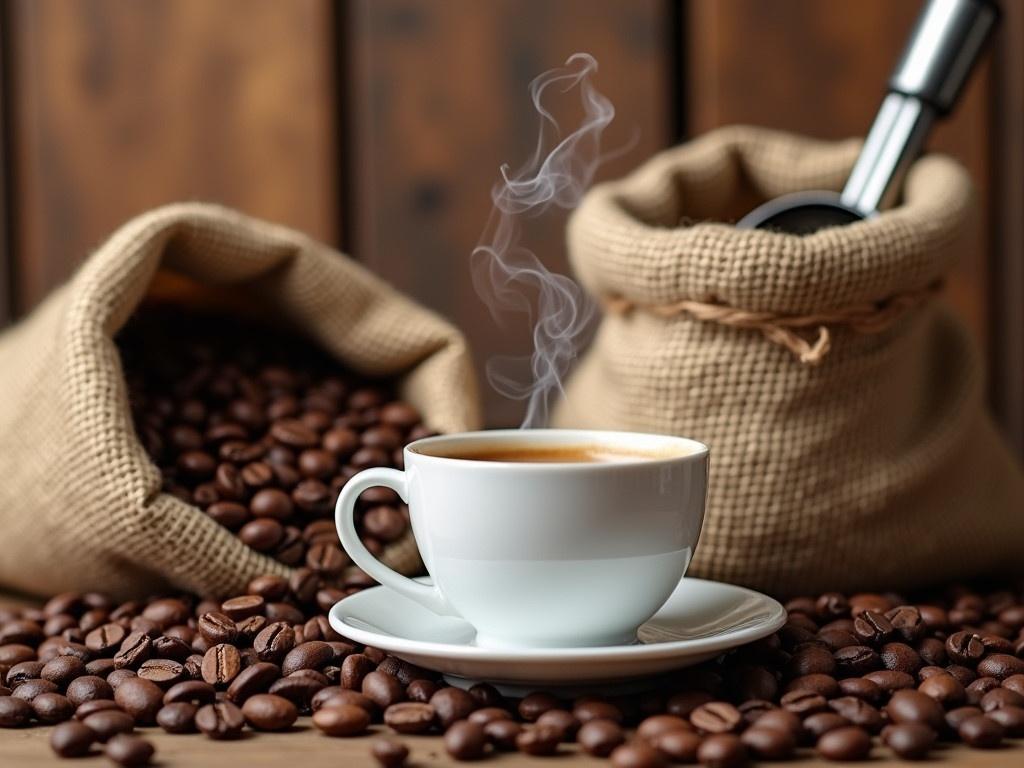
left=694, top=733, right=746, bottom=768
left=105, top=733, right=155, bottom=767
left=195, top=701, right=245, bottom=740
left=340, top=653, right=375, bottom=690
left=432, top=686, right=477, bottom=727
left=371, top=738, right=410, bottom=768
left=81, top=709, right=135, bottom=741
left=207, top=502, right=250, bottom=530
left=834, top=645, right=880, bottom=676
left=162, top=680, right=215, bottom=706
left=238, top=518, right=284, bottom=551
left=137, top=658, right=185, bottom=687
left=312, top=703, right=370, bottom=736
left=787, top=646, right=835, bottom=678
left=50, top=719, right=95, bottom=757
left=863, top=669, right=915, bottom=693
left=573, top=718, right=625, bottom=756
left=885, top=689, right=945, bottom=731
left=880, top=642, right=922, bottom=674
left=113, top=677, right=164, bottom=724
left=918, top=673, right=965, bottom=706
left=946, top=705, right=984, bottom=732
left=226, top=661, right=280, bottom=703
left=468, top=706, right=510, bottom=726
left=41, top=655, right=87, bottom=688
left=980, top=686, right=1024, bottom=711
left=306, top=543, right=349, bottom=577
left=385, top=702, right=436, bottom=734
left=986, top=705, right=1024, bottom=736
left=636, top=713, right=691, bottom=742
left=817, top=725, right=871, bottom=761
left=780, top=689, right=827, bottom=717
left=220, top=595, right=265, bottom=621
left=882, top=722, right=936, bottom=759
left=444, top=719, right=488, bottom=760
left=536, top=708, right=580, bottom=741
left=85, top=623, right=127, bottom=655
left=784, top=673, right=839, bottom=699
left=113, top=632, right=152, bottom=670
left=574, top=698, right=624, bottom=724
left=829, top=697, right=883, bottom=732
left=0, top=695, right=34, bottom=727
left=516, top=723, right=562, bottom=757
left=803, top=712, right=851, bottom=738
left=156, top=702, right=197, bottom=733
left=958, top=714, right=1004, bottom=748
left=363, top=670, right=404, bottom=710
left=978, top=653, right=1024, bottom=680
left=690, top=701, right=743, bottom=733
left=268, top=674, right=325, bottom=712
left=201, top=644, right=242, bottom=686
left=241, top=693, right=297, bottom=731
left=198, top=612, right=238, bottom=645
left=74, top=699, right=120, bottom=720
left=484, top=718, right=523, bottom=751
left=32, top=692, right=74, bottom=723
left=311, top=687, right=376, bottom=715
left=749, top=707, right=802, bottom=739
left=282, top=640, right=333, bottom=676
left=742, top=725, right=796, bottom=760
left=947, top=631, right=986, bottom=665
left=12, top=679, right=59, bottom=702
left=853, top=611, right=893, bottom=644
left=887, top=606, right=926, bottom=643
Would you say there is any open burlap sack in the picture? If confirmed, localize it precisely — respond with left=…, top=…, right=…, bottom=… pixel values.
left=555, top=125, right=1024, bottom=596
left=0, top=202, right=480, bottom=600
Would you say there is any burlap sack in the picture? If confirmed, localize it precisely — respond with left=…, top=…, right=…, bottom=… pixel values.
left=555, top=125, right=1024, bottom=596
left=0, top=203, right=480, bottom=600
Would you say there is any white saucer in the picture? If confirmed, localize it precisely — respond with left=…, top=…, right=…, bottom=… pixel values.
left=329, top=577, right=785, bottom=694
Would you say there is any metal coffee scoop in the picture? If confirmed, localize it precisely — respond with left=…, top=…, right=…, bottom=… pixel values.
left=737, top=0, right=999, bottom=235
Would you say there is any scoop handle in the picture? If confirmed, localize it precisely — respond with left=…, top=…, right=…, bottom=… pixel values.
left=840, top=0, right=999, bottom=215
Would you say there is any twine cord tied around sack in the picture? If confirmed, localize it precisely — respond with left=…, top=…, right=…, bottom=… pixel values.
left=601, top=281, right=942, bottom=365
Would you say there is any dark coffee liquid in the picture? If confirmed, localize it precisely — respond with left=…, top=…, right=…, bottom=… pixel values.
left=424, top=444, right=674, bottom=463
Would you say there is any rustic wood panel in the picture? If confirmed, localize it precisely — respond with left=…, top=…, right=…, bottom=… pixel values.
left=346, top=0, right=673, bottom=427
left=6, top=0, right=339, bottom=316
left=989, top=0, right=1024, bottom=454
left=684, top=0, right=993, bottom=354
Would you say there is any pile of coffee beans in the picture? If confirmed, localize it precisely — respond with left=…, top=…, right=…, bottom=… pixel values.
left=118, top=310, right=433, bottom=573
left=2, top=580, right=1024, bottom=766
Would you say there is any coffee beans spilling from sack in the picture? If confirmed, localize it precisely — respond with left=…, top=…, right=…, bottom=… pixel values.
left=3, top=581, right=1024, bottom=765
left=118, top=310, right=433, bottom=574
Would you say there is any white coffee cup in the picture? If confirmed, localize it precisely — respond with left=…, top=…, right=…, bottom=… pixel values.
left=335, top=429, right=708, bottom=649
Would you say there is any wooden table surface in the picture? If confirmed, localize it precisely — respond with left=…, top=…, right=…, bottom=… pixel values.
left=1, top=721, right=1022, bottom=766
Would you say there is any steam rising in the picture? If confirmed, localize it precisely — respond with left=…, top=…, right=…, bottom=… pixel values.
left=472, top=53, right=615, bottom=428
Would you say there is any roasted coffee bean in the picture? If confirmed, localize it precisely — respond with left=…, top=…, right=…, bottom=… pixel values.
left=917, top=637, right=947, bottom=667
left=12, top=679, right=59, bottom=702
left=363, top=670, right=405, bottom=710
left=978, top=653, right=1024, bottom=680
left=480, top=718, right=521, bottom=751
left=468, top=706, right=511, bottom=726
left=689, top=700, right=743, bottom=733
left=74, top=699, right=120, bottom=720
left=650, top=728, right=702, bottom=763
left=163, top=680, right=215, bottom=706
left=242, top=693, right=298, bottom=731
left=803, top=712, right=852, bottom=738
left=282, top=640, right=333, bottom=676
left=49, top=719, right=95, bottom=757
left=311, top=687, right=375, bottom=715
left=747, top=707, right=802, bottom=739
left=536, top=708, right=580, bottom=741
left=0, top=695, right=34, bottom=727
left=742, top=725, right=796, bottom=760
left=225, top=661, right=280, bottom=703
left=220, top=595, right=265, bottom=621
left=137, top=658, right=185, bottom=687
left=887, top=606, right=925, bottom=643
left=918, top=673, right=965, bottom=706
left=816, top=725, right=871, bottom=761
left=341, top=653, right=376, bottom=690
left=694, top=733, right=746, bottom=768
left=238, top=519, right=284, bottom=551
left=947, top=631, right=986, bottom=665
left=85, top=658, right=116, bottom=678
left=433, top=686, right=478, bottom=727
left=881, top=722, right=936, bottom=759
left=885, top=689, right=945, bottom=731
left=881, top=642, right=922, bottom=674
left=113, top=676, right=164, bottom=724
left=980, top=686, right=1024, bottom=712
left=113, top=632, right=151, bottom=670
left=958, top=714, right=1004, bottom=747
left=636, top=713, right=692, bottom=741
left=195, top=701, right=245, bottom=740
left=516, top=723, right=562, bottom=757
left=385, top=702, right=436, bottom=734
left=85, top=623, right=126, bottom=655
left=986, top=705, right=1024, bottom=736
left=81, top=709, right=135, bottom=742
left=853, top=611, right=893, bottom=644
left=41, top=655, right=87, bottom=688
left=201, top=643, right=242, bottom=685
left=784, top=673, right=839, bottom=699
left=198, top=612, right=238, bottom=645
left=947, top=705, right=984, bottom=732
left=32, top=692, right=74, bottom=723
left=829, top=697, right=884, bottom=732
left=863, top=669, right=915, bottom=693
left=156, top=702, right=198, bottom=733
left=151, top=635, right=191, bottom=662
left=834, top=645, right=880, bottom=676
left=252, top=621, right=295, bottom=664
left=372, top=738, right=410, bottom=768
left=312, top=703, right=370, bottom=736
left=787, top=646, right=835, bottom=678
left=306, top=543, right=348, bottom=577
left=207, top=502, right=250, bottom=530
left=574, top=698, right=625, bottom=724
left=444, top=719, right=488, bottom=760
left=780, top=689, right=827, bottom=717
left=105, top=733, right=155, bottom=767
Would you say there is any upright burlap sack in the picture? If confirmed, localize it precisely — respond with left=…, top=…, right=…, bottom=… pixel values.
left=555, top=125, right=1024, bottom=596
left=0, top=203, right=480, bottom=600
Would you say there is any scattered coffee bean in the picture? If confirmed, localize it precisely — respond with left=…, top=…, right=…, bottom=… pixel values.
left=312, top=703, right=370, bottom=736
left=49, top=719, right=95, bottom=757
left=156, top=702, right=197, bottom=733
left=241, top=693, right=297, bottom=731
left=484, top=718, right=522, bottom=751
left=695, top=733, right=747, bottom=768
left=741, top=725, right=796, bottom=760
left=432, top=686, right=477, bottom=728
left=690, top=701, right=743, bottom=733
left=610, top=740, right=667, bottom=768
left=195, top=701, right=245, bottom=740
left=650, top=728, right=702, bottom=762
left=518, top=691, right=560, bottom=722
left=81, top=709, right=135, bottom=742
left=816, top=725, right=871, bottom=761
left=113, top=677, right=164, bottom=725
left=371, top=738, right=410, bottom=768
left=577, top=718, right=626, bottom=756
left=32, top=692, right=74, bottom=723
left=0, top=695, right=34, bottom=727
left=882, top=722, right=936, bottom=759
left=445, top=719, right=488, bottom=760
left=516, top=723, right=562, bottom=757
left=384, top=702, right=436, bottom=734
left=958, top=714, right=1004, bottom=748
left=105, top=733, right=155, bottom=767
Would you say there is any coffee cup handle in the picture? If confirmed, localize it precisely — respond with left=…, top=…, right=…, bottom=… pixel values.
left=335, top=467, right=458, bottom=617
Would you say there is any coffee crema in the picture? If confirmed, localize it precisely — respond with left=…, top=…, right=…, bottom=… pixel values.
left=419, top=443, right=682, bottom=463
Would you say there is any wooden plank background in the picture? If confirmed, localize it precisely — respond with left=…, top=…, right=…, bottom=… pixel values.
left=0, top=0, right=1019, bottom=442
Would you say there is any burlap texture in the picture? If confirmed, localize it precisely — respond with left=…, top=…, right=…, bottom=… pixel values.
left=0, top=203, right=480, bottom=600
left=555, top=126, right=1024, bottom=595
